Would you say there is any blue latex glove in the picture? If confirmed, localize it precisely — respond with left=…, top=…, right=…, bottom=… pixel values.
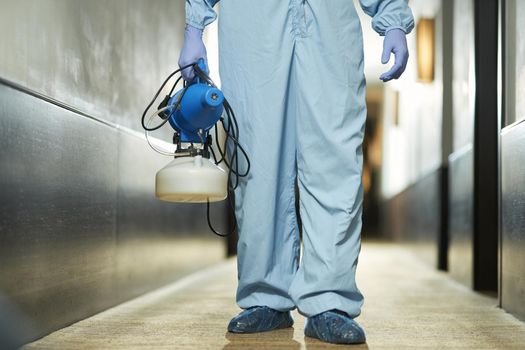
left=379, top=28, right=409, bottom=82
left=178, top=24, right=207, bottom=82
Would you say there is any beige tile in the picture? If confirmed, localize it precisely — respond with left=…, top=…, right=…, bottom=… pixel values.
left=24, top=242, right=525, bottom=349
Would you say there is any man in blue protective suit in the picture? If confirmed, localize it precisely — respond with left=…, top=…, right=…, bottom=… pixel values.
left=179, top=0, right=413, bottom=345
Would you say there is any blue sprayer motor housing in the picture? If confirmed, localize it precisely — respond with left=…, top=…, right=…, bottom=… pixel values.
left=166, top=62, right=224, bottom=143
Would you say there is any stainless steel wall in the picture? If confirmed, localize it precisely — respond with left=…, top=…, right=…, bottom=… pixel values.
left=448, top=0, right=499, bottom=292
left=500, top=0, right=525, bottom=323
left=0, top=1, right=227, bottom=347
left=505, top=0, right=525, bottom=125
left=448, top=147, right=474, bottom=288
left=451, top=0, right=475, bottom=152
left=447, top=0, right=476, bottom=288
left=381, top=170, right=442, bottom=268
left=0, top=0, right=183, bottom=133
left=501, top=120, right=525, bottom=321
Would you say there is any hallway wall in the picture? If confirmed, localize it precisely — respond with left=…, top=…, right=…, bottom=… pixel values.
left=0, top=0, right=180, bottom=134
left=501, top=121, right=525, bottom=321
left=505, top=0, right=525, bottom=126
left=501, top=0, right=525, bottom=321
left=0, top=1, right=226, bottom=346
left=447, top=0, right=476, bottom=286
left=378, top=0, right=525, bottom=322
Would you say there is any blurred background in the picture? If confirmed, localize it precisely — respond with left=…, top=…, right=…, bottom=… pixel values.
left=0, top=0, right=523, bottom=348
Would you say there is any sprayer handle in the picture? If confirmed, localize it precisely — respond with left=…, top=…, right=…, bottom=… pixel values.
left=197, top=58, right=209, bottom=74
left=193, top=58, right=209, bottom=85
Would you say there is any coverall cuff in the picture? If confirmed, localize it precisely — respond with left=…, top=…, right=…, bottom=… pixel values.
left=186, top=19, right=205, bottom=30
left=295, top=292, right=363, bottom=318
left=185, top=0, right=219, bottom=30
left=381, top=25, right=410, bottom=37
left=237, top=293, right=296, bottom=313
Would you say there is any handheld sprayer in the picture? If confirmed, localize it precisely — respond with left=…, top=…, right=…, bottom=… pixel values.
left=141, top=59, right=250, bottom=236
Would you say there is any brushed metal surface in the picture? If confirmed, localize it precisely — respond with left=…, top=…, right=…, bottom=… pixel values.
left=0, top=2, right=229, bottom=346
left=505, top=0, right=525, bottom=125
left=452, top=0, right=475, bottom=151
left=0, top=83, right=119, bottom=340
left=114, top=128, right=230, bottom=297
left=501, top=120, right=525, bottom=321
left=0, top=0, right=184, bottom=135
left=0, top=82, right=226, bottom=347
left=381, top=168, right=441, bottom=268
left=448, top=146, right=474, bottom=288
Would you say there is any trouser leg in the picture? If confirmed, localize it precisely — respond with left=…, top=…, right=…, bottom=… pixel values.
left=218, top=1, right=300, bottom=311
left=288, top=0, right=367, bottom=318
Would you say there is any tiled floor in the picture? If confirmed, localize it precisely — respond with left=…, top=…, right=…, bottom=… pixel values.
left=25, top=242, right=525, bottom=349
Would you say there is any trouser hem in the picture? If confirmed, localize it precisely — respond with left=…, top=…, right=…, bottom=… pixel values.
left=294, top=291, right=363, bottom=318
left=237, top=293, right=297, bottom=313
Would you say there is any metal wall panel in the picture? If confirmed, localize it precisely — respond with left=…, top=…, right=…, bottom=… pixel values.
left=0, top=1, right=229, bottom=347
left=114, top=128, right=230, bottom=297
left=381, top=169, right=441, bottom=268
left=452, top=0, right=475, bottom=152
left=0, top=0, right=184, bottom=134
left=0, top=83, right=118, bottom=340
left=501, top=120, right=525, bottom=321
left=0, top=82, right=226, bottom=347
left=505, top=0, right=525, bottom=125
left=444, top=0, right=498, bottom=292
left=445, top=0, right=476, bottom=290
left=447, top=146, right=474, bottom=288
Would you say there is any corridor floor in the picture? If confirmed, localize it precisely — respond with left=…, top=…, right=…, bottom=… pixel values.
left=24, top=242, right=525, bottom=349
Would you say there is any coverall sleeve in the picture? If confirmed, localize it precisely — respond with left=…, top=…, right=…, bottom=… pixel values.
left=185, top=0, right=220, bottom=30
left=359, top=0, right=415, bottom=36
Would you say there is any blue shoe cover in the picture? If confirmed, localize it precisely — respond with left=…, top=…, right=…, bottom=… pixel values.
left=227, top=306, right=294, bottom=333
left=305, top=310, right=366, bottom=344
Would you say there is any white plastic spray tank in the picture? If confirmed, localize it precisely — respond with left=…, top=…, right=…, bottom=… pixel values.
left=156, top=155, right=227, bottom=203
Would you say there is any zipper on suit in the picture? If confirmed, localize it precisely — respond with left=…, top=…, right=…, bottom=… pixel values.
left=292, top=0, right=308, bottom=38
left=301, top=0, right=308, bottom=35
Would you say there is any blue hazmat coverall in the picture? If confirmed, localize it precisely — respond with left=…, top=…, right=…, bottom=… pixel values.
left=186, top=0, right=414, bottom=317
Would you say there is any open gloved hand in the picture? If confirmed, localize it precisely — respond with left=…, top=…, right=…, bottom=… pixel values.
left=178, top=24, right=208, bottom=82
left=379, top=28, right=409, bottom=82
